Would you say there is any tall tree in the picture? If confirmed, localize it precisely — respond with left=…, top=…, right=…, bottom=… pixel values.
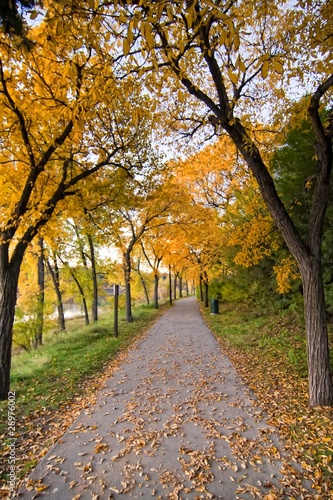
left=140, top=230, right=168, bottom=309
left=73, top=102, right=173, bottom=321
left=46, top=216, right=106, bottom=327
left=0, top=13, right=157, bottom=398
left=111, top=0, right=333, bottom=406
left=110, top=194, right=173, bottom=322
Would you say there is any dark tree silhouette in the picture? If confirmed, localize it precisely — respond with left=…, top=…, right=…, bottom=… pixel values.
left=0, top=0, right=36, bottom=35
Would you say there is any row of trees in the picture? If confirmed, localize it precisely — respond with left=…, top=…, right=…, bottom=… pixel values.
left=14, top=193, right=211, bottom=351
left=16, top=109, right=333, bottom=349
left=0, top=0, right=332, bottom=406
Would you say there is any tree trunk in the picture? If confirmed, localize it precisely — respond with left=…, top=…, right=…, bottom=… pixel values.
left=154, top=273, right=159, bottom=309
left=168, top=264, right=172, bottom=306
left=199, top=274, right=204, bottom=302
left=140, top=274, right=150, bottom=305
left=204, top=281, right=209, bottom=308
left=69, top=268, right=90, bottom=326
left=46, top=258, right=65, bottom=331
left=0, top=255, right=21, bottom=400
left=226, top=86, right=333, bottom=406
left=81, top=296, right=90, bottom=326
left=179, top=276, right=183, bottom=298
left=74, top=223, right=88, bottom=268
left=123, top=251, right=133, bottom=322
left=215, top=103, right=333, bottom=406
left=81, top=293, right=90, bottom=326
left=133, top=259, right=150, bottom=305
left=300, top=259, right=333, bottom=406
left=35, top=237, right=45, bottom=347
left=228, top=120, right=333, bottom=406
left=173, top=274, right=177, bottom=301
left=88, top=234, right=98, bottom=322
left=185, top=280, right=189, bottom=296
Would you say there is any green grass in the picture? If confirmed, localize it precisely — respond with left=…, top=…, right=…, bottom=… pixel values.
left=1, top=302, right=168, bottom=488
left=0, top=303, right=166, bottom=436
left=203, top=301, right=310, bottom=375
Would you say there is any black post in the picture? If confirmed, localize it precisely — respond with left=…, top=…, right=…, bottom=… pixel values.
left=114, top=284, right=119, bottom=338
left=169, top=264, right=172, bottom=306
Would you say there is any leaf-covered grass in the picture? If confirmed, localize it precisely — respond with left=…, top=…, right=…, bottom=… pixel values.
left=202, top=301, right=333, bottom=497
left=0, top=303, right=167, bottom=489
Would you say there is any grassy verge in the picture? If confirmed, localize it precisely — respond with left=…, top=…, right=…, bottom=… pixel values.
left=0, top=302, right=167, bottom=491
left=202, top=301, right=333, bottom=497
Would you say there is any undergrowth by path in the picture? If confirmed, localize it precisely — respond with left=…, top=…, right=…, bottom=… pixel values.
left=0, top=303, right=167, bottom=497
left=202, top=301, right=333, bottom=499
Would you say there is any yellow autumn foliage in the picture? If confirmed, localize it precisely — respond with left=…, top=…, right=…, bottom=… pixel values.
left=273, top=257, right=299, bottom=294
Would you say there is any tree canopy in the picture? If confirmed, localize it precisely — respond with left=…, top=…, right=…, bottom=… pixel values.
left=0, top=0, right=332, bottom=406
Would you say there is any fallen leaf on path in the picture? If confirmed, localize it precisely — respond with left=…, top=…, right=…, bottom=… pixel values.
left=94, top=443, right=108, bottom=453
left=34, top=483, right=49, bottom=492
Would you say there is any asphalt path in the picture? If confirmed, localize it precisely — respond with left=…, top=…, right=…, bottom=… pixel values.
left=18, top=297, right=312, bottom=499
